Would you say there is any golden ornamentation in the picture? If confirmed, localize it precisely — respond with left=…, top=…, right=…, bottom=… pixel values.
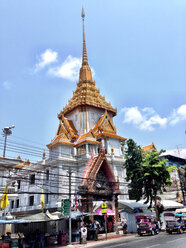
left=58, top=9, right=116, bottom=118
left=79, top=149, right=120, bottom=194
left=58, top=81, right=117, bottom=117
left=43, top=150, right=46, bottom=159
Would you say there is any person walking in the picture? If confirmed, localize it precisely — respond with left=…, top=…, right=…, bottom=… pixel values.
left=93, top=220, right=99, bottom=241
left=122, top=217, right=128, bottom=235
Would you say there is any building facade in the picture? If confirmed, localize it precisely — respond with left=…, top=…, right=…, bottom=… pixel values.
left=8, top=9, right=128, bottom=219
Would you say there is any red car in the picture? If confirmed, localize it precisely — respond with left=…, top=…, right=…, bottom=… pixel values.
left=136, top=214, right=159, bottom=236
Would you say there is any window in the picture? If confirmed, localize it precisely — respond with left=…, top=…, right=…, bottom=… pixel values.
left=29, top=174, right=35, bottom=184
left=29, top=196, right=34, bottom=206
left=17, top=180, right=21, bottom=189
left=46, top=170, right=49, bottom=180
left=16, top=199, right=19, bottom=208
left=46, top=193, right=49, bottom=204
left=11, top=201, right=14, bottom=209
left=77, top=145, right=86, bottom=155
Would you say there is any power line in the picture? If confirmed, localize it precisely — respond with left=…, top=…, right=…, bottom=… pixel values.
left=0, top=154, right=128, bottom=186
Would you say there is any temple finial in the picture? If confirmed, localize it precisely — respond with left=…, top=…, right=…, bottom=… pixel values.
left=81, top=7, right=88, bottom=66
left=81, top=7, right=85, bottom=19
left=79, top=8, right=93, bottom=83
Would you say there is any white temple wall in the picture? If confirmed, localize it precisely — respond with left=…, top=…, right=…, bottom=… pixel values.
left=9, top=141, right=128, bottom=214
left=64, top=106, right=115, bottom=135
left=49, top=145, right=74, bottom=159
left=66, top=108, right=80, bottom=133
left=107, top=138, right=122, bottom=156
left=88, top=107, right=104, bottom=130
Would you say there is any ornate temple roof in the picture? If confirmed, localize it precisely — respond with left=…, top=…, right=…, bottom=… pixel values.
left=47, top=10, right=125, bottom=150
left=142, top=142, right=157, bottom=152
left=58, top=8, right=116, bottom=118
left=48, top=109, right=126, bottom=149
left=79, top=148, right=120, bottom=194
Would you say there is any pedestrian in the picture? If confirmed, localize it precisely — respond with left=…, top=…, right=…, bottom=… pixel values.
left=80, top=224, right=87, bottom=244
left=57, top=230, right=62, bottom=245
left=122, top=217, right=127, bottom=235
left=93, top=220, right=99, bottom=241
left=38, top=232, right=45, bottom=248
left=108, top=222, right=112, bottom=233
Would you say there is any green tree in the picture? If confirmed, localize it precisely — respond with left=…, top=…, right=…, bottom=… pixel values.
left=142, top=150, right=172, bottom=217
left=124, top=139, right=174, bottom=218
left=124, top=139, right=143, bottom=201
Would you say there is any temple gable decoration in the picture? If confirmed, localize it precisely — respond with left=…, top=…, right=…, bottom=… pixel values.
left=92, top=110, right=116, bottom=135
left=79, top=149, right=120, bottom=195
left=92, top=110, right=126, bottom=141
left=47, top=117, right=78, bottom=148
left=75, top=130, right=99, bottom=147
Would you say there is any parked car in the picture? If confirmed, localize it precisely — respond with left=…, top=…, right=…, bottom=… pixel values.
left=136, top=214, right=159, bottom=236
left=164, top=212, right=186, bottom=234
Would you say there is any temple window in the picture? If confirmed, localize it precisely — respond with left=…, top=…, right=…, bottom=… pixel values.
left=29, top=174, right=35, bottom=184
left=46, top=170, right=49, bottom=180
left=16, top=199, right=19, bottom=208
left=104, top=139, right=107, bottom=154
left=88, top=144, right=93, bottom=153
left=17, top=180, right=21, bottom=189
left=11, top=200, right=14, bottom=209
left=77, top=145, right=86, bottom=155
left=46, top=193, right=49, bottom=204
left=29, top=196, right=34, bottom=206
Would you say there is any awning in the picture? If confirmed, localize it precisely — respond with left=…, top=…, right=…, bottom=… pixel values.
left=95, top=208, right=115, bottom=216
left=71, top=212, right=89, bottom=219
left=0, top=219, right=29, bottom=224
left=176, top=208, right=186, bottom=214
left=161, top=200, right=184, bottom=209
left=118, top=200, right=149, bottom=210
left=17, top=211, right=62, bottom=223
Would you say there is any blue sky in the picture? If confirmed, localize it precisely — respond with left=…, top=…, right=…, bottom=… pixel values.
left=0, top=0, right=186, bottom=161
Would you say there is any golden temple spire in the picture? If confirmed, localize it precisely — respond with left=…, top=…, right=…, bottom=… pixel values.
left=81, top=8, right=88, bottom=66
left=79, top=8, right=93, bottom=83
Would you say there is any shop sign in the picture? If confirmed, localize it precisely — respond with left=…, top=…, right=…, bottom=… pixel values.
left=61, top=199, right=70, bottom=216
left=102, top=202, right=107, bottom=214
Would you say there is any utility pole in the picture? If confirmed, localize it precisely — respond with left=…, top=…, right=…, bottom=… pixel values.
left=68, top=168, right=72, bottom=245
left=2, top=125, right=15, bottom=157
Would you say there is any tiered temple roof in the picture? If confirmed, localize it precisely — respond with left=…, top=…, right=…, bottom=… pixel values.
left=47, top=8, right=125, bottom=149
left=58, top=8, right=116, bottom=118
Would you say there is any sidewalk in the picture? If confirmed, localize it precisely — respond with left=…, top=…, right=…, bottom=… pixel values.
left=50, top=232, right=136, bottom=248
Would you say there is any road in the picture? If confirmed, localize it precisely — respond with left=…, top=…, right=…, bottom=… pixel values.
left=88, top=232, right=186, bottom=248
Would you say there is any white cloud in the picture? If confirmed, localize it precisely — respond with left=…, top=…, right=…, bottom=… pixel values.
left=33, top=49, right=95, bottom=81
left=48, top=55, right=81, bottom=81
left=121, top=106, right=167, bottom=131
left=35, top=49, right=58, bottom=72
left=169, top=104, right=186, bottom=125
left=48, top=55, right=95, bottom=82
left=121, top=107, right=143, bottom=125
left=139, top=115, right=167, bottom=131
left=142, top=107, right=155, bottom=115
left=2, top=81, right=11, bottom=90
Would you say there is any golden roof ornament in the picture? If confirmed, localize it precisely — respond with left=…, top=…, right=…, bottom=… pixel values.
left=58, top=9, right=117, bottom=117
left=43, top=149, right=46, bottom=160
left=79, top=7, right=93, bottom=83
left=17, top=156, right=22, bottom=161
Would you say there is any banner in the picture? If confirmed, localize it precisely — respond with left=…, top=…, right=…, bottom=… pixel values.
left=61, top=199, right=70, bottom=216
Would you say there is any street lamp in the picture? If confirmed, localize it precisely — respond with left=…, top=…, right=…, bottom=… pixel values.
left=2, top=125, right=15, bottom=157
